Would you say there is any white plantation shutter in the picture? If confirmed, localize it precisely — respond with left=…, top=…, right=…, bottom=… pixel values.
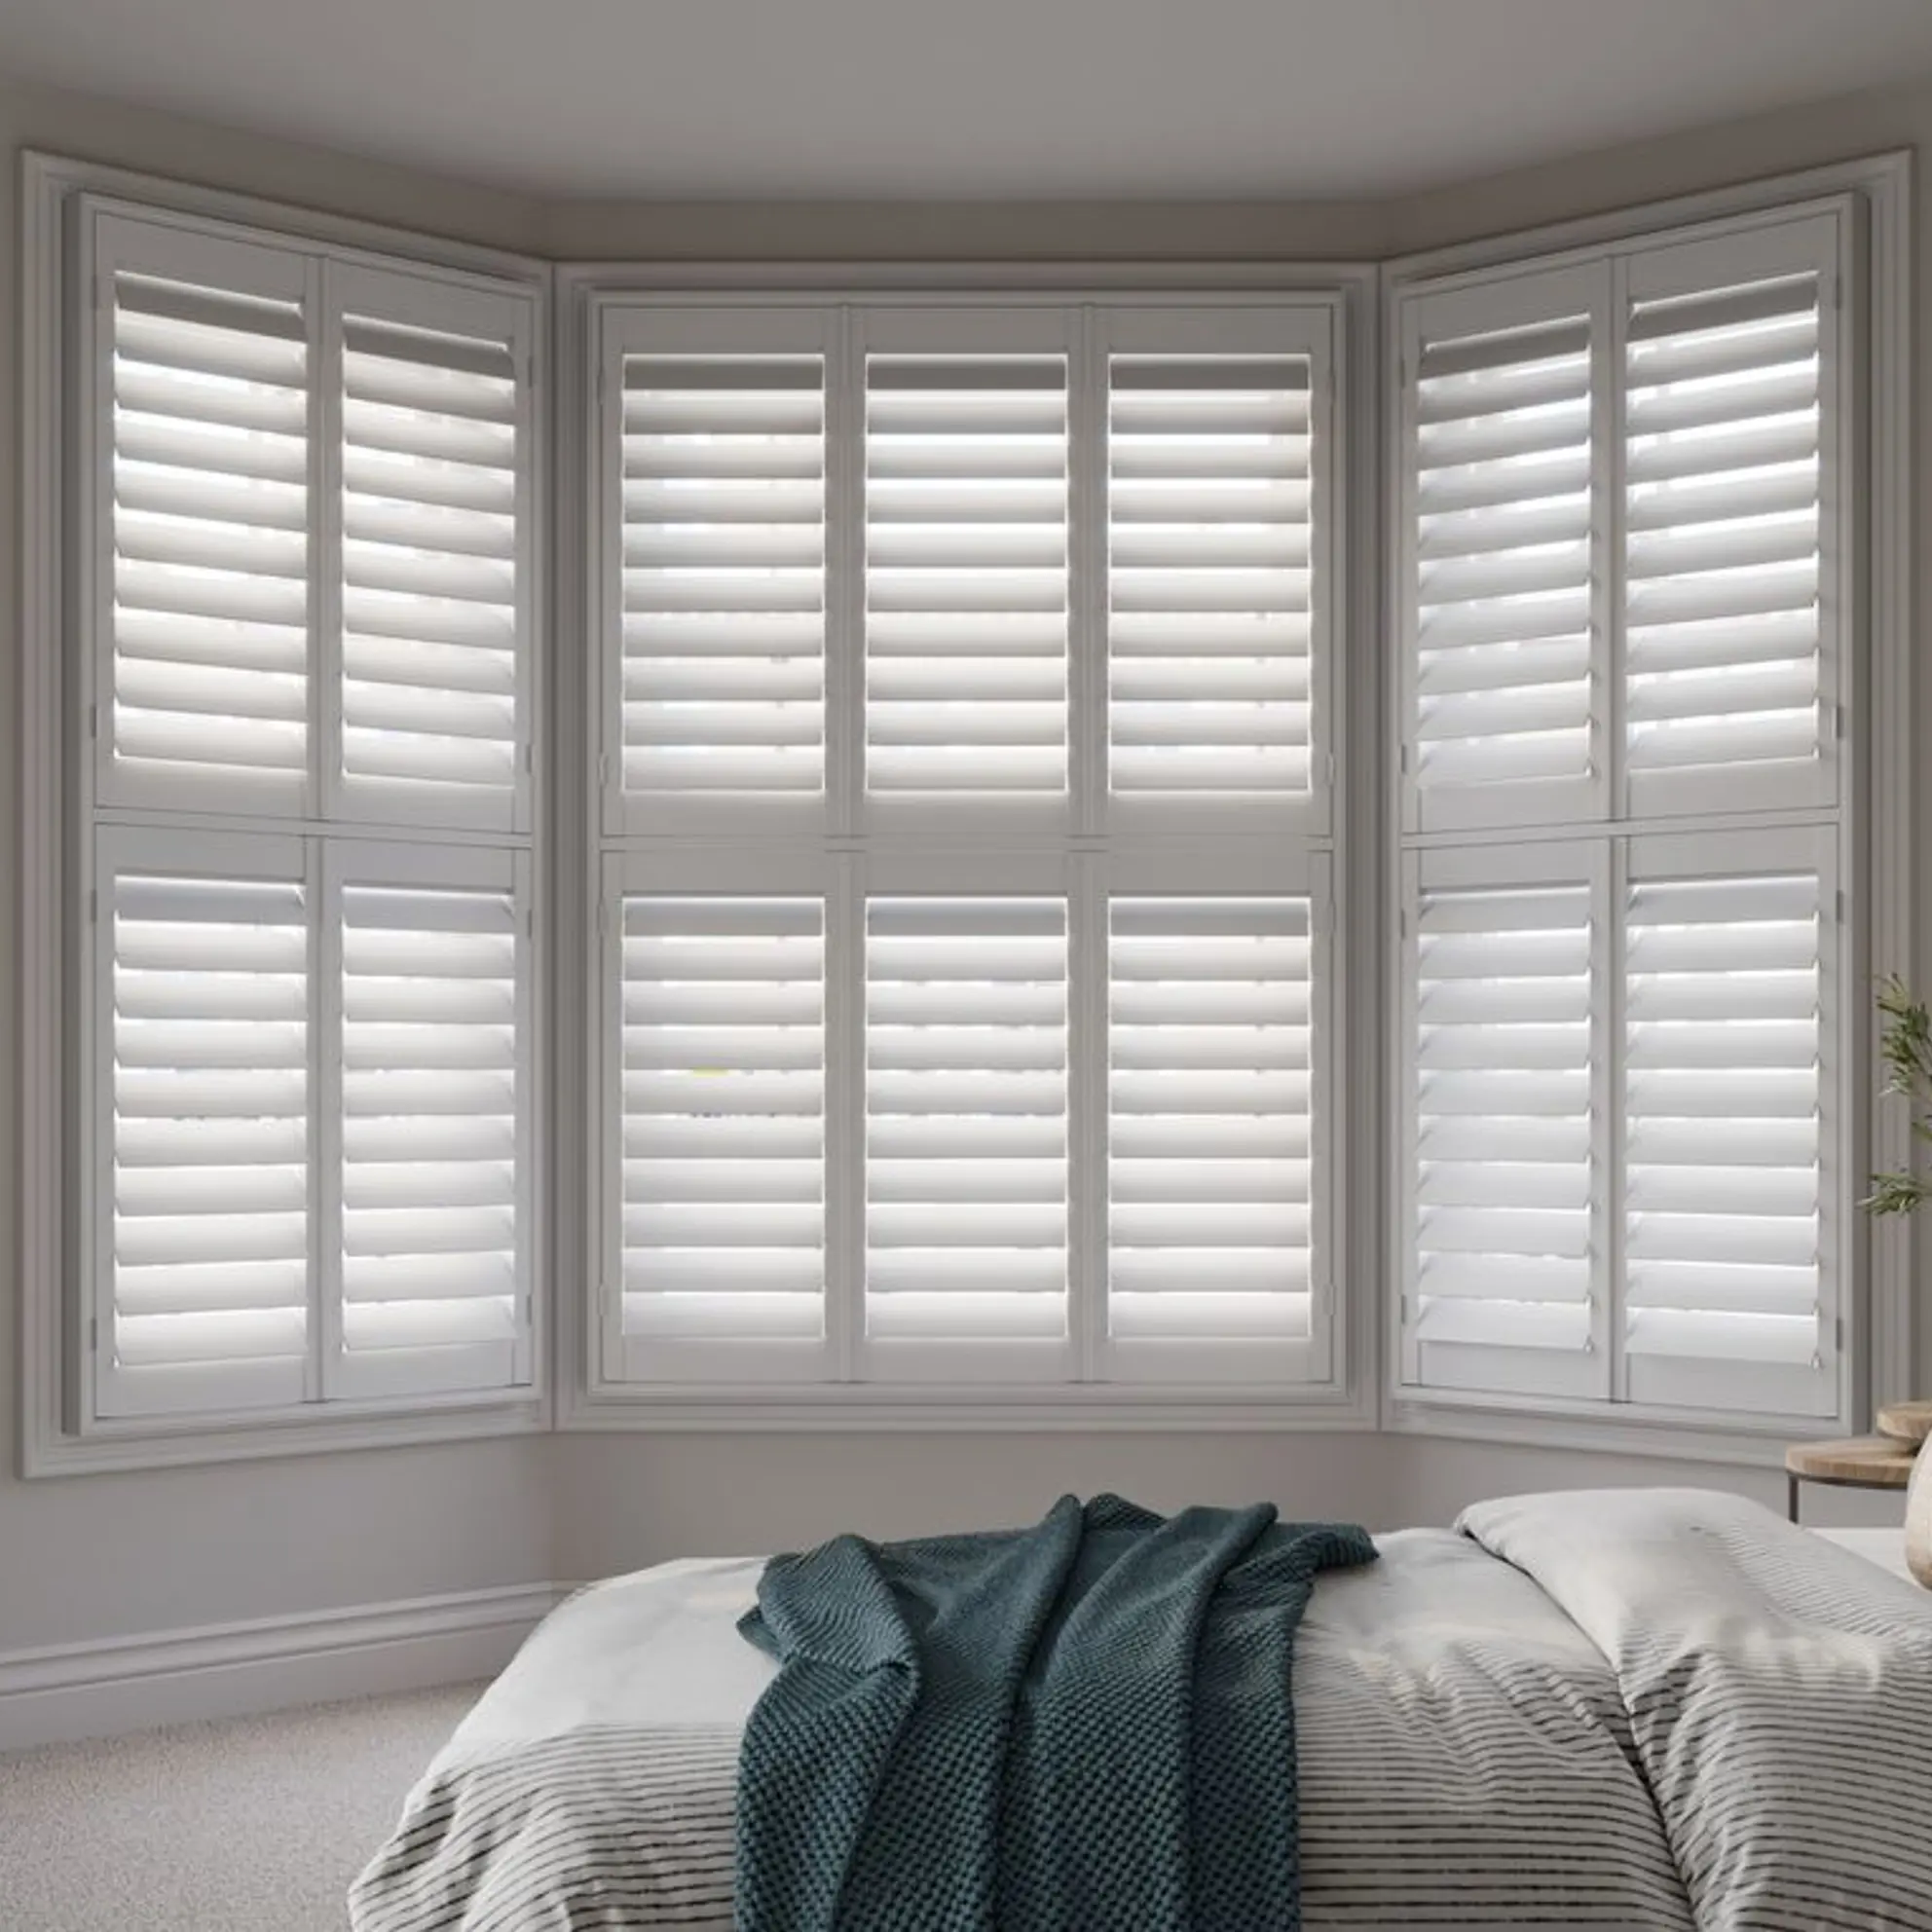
left=864, top=896, right=1069, bottom=1371
left=95, top=833, right=312, bottom=1418
left=1103, top=314, right=1328, bottom=824
left=590, top=292, right=1341, bottom=1404
left=613, top=889, right=828, bottom=1382
left=1106, top=893, right=1320, bottom=1381
left=74, top=203, right=543, bottom=1437
left=1622, top=835, right=1838, bottom=1416
left=1404, top=851, right=1607, bottom=1400
left=94, top=221, right=314, bottom=816
left=610, top=316, right=833, bottom=831
left=334, top=858, right=530, bottom=1399
left=1395, top=204, right=1855, bottom=1431
left=863, top=330, right=1071, bottom=804
left=335, top=270, right=533, bottom=830
left=1402, top=272, right=1602, bottom=833
left=1622, top=217, right=1842, bottom=816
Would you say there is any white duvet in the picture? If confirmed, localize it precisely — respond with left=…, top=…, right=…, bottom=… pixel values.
left=353, top=1490, right=1932, bottom=1931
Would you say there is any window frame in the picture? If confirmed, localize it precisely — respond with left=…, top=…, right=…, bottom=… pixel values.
left=1381, top=151, right=1914, bottom=1466
left=19, top=153, right=555, bottom=1475
left=20, top=153, right=1905, bottom=1470
left=558, top=265, right=1381, bottom=1431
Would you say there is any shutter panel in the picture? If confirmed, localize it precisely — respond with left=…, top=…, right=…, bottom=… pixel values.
left=335, top=866, right=528, bottom=1399
left=1107, top=354, right=1315, bottom=800
left=1404, top=274, right=1601, bottom=832
left=617, top=351, right=827, bottom=812
left=1622, top=840, right=1837, bottom=1415
left=864, top=898, right=1068, bottom=1359
left=97, top=836, right=311, bottom=1418
left=616, top=894, right=827, bottom=1381
left=98, top=228, right=313, bottom=816
left=1622, top=219, right=1840, bottom=815
left=1406, top=859, right=1606, bottom=1399
left=1106, top=895, right=1317, bottom=1378
left=864, top=353, right=1069, bottom=797
left=337, top=279, right=530, bottom=829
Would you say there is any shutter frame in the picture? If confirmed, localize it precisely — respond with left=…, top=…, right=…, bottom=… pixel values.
left=326, top=839, right=535, bottom=1401
left=857, top=305, right=1079, bottom=844
left=1619, top=209, right=1850, bottom=820
left=1399, top=264, right=1610, bottom=836
left=73, top=201, right=546, bottom=1438
left=1098, top=303, right=1337, bottom=844
left=1101, top=860, right=1328, bottom=1386
left=599, top=303, right=840, bottom=842
left=326, top=262, right=539, bottom=835
left=588, top=290, right=1347, bottom=1406
left=91, top=825, right=315, bottom=1420
left=88, top=207, right=318, bottom=821
left=1401, top=840, right=1613, bottom=1403
left=858, top=856, right=1074, bottom=1385
left=605, top=853, right=835, bottom=1387
left=1618, top=826, right=1841, bottom=1417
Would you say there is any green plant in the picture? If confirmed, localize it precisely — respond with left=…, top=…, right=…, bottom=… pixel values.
left=1864, top=974, right=1932, bottom=1216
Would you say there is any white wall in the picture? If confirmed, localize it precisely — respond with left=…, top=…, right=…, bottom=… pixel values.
left=2, top=70, right=1924, bottom=1662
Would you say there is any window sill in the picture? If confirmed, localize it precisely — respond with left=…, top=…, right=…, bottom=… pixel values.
left=21, top=1397, right=549, bottom=1479
left=1384, top=1392, right=1851, bottom=1470
left=560, top=1386, right=1379, bottom=1433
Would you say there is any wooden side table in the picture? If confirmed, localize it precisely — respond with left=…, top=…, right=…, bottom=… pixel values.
left=1785, top=1435, right=1918, bottom=1523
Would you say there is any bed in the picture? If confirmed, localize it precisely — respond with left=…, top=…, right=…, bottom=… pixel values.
left=352, top=1489, right=1932, bottom=1931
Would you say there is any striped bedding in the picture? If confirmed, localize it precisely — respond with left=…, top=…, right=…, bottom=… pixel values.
left=352, top=1490, right=1932, bottom=1931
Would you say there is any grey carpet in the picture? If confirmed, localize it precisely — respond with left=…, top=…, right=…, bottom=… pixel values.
left=0, top=1683, right=481, bottom=1932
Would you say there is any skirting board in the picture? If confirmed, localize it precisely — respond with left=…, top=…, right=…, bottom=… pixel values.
left=0, top=1582, right=565, bottom=1754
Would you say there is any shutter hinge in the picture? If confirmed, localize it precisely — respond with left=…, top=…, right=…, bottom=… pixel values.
left=597, top=753, right=611, bottom=791
left=88, top=886, right=98, bottom=924
left=88, top=701, right=99, bottom=742
left=522, top=742, right=535, bottom=775
left=1835, top=887, right=1847, bottom=926
left=1835, top=702, right=1846, bottom=742
left=1397, top=905, right=1408, bottom=940
left=596, top=897, right=609, bottom=940
left=1398, top=354, right=1409, bottom=388
left=524, top=352, right=536, bottom=390
left=93, top=273, right=105, bottom=315
left=1397, top=743, right=1410, bottom=775
left=89, top=1316, right=99, bottom=1354
left=596, top=363, right=607, bottom=406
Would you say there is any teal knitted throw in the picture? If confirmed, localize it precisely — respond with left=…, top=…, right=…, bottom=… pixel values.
left=734, top=1493, right=1376, bottom=1932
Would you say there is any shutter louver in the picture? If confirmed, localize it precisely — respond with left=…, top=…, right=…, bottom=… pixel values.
left=337, top=877, right=525, bottom=1398
left=1623, top=864, right=1834, bottom=1414
left=1107, top=898, right=1314, bottom=1355
left=107, top=270, right=311, bottom=811
left=1107, top=357, right=1314, bottom=798
left=619, top=357, right=827, bottom=802
left=1624, top=266, right=1828, bottom=807
left=1409, top=306, right=1596, bottom=827
left=865, top=899, right=1068, bottom=1346
left=340, top=314, right=523, bottom=824
left=1410, top=875, right=1602, bottom=1397
left=618, top=897, right=827, bottom=1374
left=102, top=852, right=310, bottom=1418
left=865, top=357, right=1069, bottom=796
